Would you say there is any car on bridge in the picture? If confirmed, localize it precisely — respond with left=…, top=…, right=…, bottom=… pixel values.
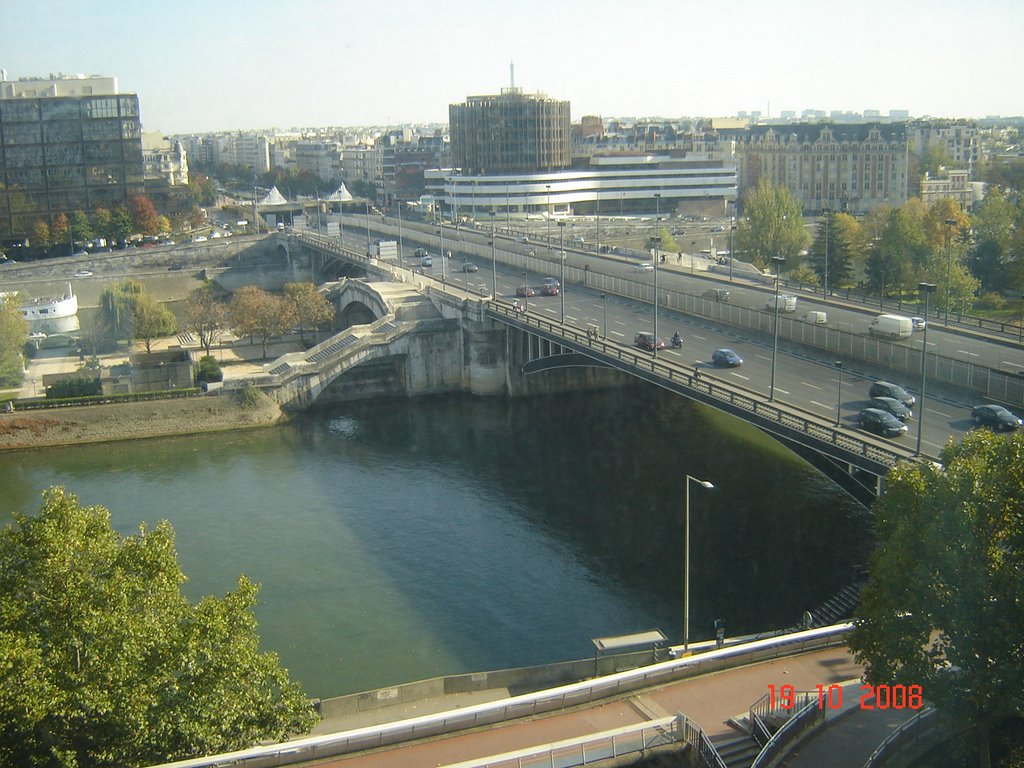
left=540, top=282, right=559, bottom=296
left=634, top=332, right=664, bottom=351
left=869, top=381, right=916, bottom=408
left=514, top=235, right=530, bottom=244
left=712, top=348, right=743, bottom=367
left=516, top=285, right=536, bottom=297
left=971, top=404, right=1022, bottom=431
left=911, top=316, right=927, bottom=331
left=869, top=396, right=913, bottom=421
left=461, top=262, right=479, bottom=272
left=858, top=408, right=909, bottom=438
left=420, top=254, right=433, bottom=267
left=633, top=262, right=654, bottom=273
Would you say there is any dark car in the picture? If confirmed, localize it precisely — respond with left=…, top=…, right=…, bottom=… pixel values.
left=461, top=262, right=478, bottom=272
left=869, top=381, right=916, bottom=408
left=414, top=247, right=428, bottom=257
left=870, top=396, right=913, bottom=421
left=712, top=348, right=742, bottom=367
left=858, top=408, right=909, bottom=438
left=634, top=332, right=665, bottom=351
left=971, top=404, right=1022, bottom=431
left=516, top=285, right=535, bottom=297
left=540, top=283, right=559, bottom=296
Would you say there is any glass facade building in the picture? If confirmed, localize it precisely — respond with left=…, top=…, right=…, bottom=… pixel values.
left=0, top=93, right=145, bottom=240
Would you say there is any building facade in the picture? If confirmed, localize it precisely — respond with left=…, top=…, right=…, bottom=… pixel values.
left=0, top=75, right=146, bottom=241
left=449, top=88, right=571, bottom=175
left=725, top=123, right=910, bottom=214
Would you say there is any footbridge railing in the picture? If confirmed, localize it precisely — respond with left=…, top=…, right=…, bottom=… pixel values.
left=152, top=625, right=851, bottom=768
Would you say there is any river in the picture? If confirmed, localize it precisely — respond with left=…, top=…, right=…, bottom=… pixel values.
left=0, top=385, right=872, bottom=699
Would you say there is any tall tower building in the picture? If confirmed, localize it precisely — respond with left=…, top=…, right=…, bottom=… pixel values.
left=0, top=74, right=146, bottom=241
left=449, top=88, right=571, bottom=175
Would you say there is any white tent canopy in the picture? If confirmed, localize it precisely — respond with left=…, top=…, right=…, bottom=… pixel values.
left=327, top=184, right=353, bottom=202
left=259, top=186, right=288, bottom=206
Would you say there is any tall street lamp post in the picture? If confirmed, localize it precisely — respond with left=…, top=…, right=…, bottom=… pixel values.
left=438, top=216, right=447, bottom=287
left=602, top=293, right=607, bottom=339
left=728, top=219, right=736, bottom=283
left=944, top=218, right=956, bottom=325
left=490, top=212, right=497, bottom=299
left=364, top=200, right=372, bottom=256
left=684, top=475, right=715, bottom=653
left=546, top=184, right=552, bottom=260
left=558, top=220, right=566, bottom=323
left=769, top=255, right=786, bottom=401
left=916, top=282, right=937, bottom=455
left=596, top=192, right=601, bottom=253
left=822, top=207, right=830, bottom=300
left=654, top=194, right=661, bottom=355
left=834, top=360, right=843, bottom=426
left=396, top=201, right=404, bottom=269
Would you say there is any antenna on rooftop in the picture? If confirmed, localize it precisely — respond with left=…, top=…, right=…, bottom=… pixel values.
left=510, top=61, right=515, bottom=89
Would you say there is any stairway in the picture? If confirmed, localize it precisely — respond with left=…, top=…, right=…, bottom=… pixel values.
left=711, top=732, right=762, bottom=768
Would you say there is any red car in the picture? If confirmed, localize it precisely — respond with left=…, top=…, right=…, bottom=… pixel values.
left=540, top=284, right=559, bottom=296
left=634, top=332, right=665, bottom=351
left=516, top=286, right=535, bottom=297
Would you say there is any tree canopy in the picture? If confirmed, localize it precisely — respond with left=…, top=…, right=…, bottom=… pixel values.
left=229, top=286, right=296, bottom=358
left=848, top=432, right=1024, bottom=768
left=736, top=179, right=809, bottom=271
left=0, top=488, right=317, bottom=767
left=0, top=298, right=29, bottom=387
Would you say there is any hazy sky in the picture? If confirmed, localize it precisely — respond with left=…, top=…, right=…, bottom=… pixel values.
left=4, top=0, right=1022, bottom=134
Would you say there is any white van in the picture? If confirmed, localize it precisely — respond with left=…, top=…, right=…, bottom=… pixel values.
left=802, top=311, right=827, bottom=324
left=766, top=295, right=797, bottom=313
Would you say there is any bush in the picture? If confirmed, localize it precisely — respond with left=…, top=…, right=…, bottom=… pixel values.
left=195, top=355, right=223, bottom=384
left=237, top=383, right=261, bottom=408
left=46, top=377, right=102, bottom=399
left=976, top=291, right=1007, bottom=310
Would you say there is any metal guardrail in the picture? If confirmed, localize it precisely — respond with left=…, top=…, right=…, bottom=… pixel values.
left=434, top=715, right=685, bottom=768
left=861, top=706, right=942, bottom=768
left=151, top=625, right=852, bottom=768
left=750, top=697, right=825, bottom=768
left=490, top=302, right=912, bottom=470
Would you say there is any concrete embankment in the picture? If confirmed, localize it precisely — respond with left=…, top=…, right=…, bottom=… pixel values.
left=0, top=391, right=283, bottom=451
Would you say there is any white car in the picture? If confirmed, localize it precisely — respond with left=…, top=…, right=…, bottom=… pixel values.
left=514, top=235, right=530, bottom=244
left=911, top=316, right=927, bottom=331
left=73, top=270, right=93, bottom=277
left=633, top=262, right=654, bottom=273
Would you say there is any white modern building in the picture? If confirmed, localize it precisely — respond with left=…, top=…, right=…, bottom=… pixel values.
left=425, top=152, right=737, bottom=218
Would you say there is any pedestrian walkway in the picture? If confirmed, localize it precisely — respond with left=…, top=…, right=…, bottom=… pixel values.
left=305, top=646, right=869, bottom=768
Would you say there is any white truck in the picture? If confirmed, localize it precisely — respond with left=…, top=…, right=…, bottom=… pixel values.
left=766, top=294, right=797, bottom=313
left=371, top=240, right=399, bottom=260
left=868, top=313, right=914, bottom=340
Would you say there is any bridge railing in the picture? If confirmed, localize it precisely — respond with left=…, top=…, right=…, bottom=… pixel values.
left=861, top=707, right=946, bottom=768
left=152, top=625, right=851, bottom=768
left=750, top=696, right=826, bottom=768
left=491, top=303, right=910, bottom=469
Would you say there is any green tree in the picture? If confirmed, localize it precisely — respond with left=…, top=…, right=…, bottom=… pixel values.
left=808, top=211, right=859, bottom=291
left=31, top=220, right=51, bottom=249
left=111, top=206, right=134, bottom=243
left=186, top=284, right=228, bottom=355
left=132, top=294, right=177, bottom=353
left=971, top=188, right=1017, bottom=292
left=92, top=207, right=113, bottom=244
left=0, top=298, right=28, bottom=387
left=866, top=204, right=930, bottom=295
left=98, top=280, right=144, bottom=343
left=69, top=210, right=93, bottom=244
left=0, top=487, right=317, bottom=767
left=229, top=286, right=296, bottom=358
left=736, top=179, right=809, bottom=271
left=848, top=432, right=1024, bottom=768
left=283, top=282, right=334, bottom=343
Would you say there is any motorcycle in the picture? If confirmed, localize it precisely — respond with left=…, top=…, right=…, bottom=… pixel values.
left=670, top=335, right=682, bottom=349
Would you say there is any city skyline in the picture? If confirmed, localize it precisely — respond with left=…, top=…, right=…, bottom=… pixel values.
left=4, top=0, right=1023, bottom=135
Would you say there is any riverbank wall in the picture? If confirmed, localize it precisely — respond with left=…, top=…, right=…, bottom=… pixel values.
left=0, top=391, right=282, bottom=451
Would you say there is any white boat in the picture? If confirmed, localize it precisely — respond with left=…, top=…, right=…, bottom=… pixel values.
left=16, top=283, right=79, bottom=321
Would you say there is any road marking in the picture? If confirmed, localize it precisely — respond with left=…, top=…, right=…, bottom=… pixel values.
left=611, top=331, right=625, bottom=338
left=691, top=334, right=707, bottom=341
left=730, top=372, right=749, bottom=380
left=755, top=354, right=772, bottom=361
left=774, top=387, right=790, bottom=395
left=565, top=314, right=577, bottom=322
left=810, top=400, right=830, bottom=409
left=956, top=350, right=979, bottom=358
left=927, top=408, right=953, bottom=419
left=802, top=381, right=822, bottom=390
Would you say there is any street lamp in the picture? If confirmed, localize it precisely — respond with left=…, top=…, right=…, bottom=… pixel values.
left=364, top=199, right=371, bottom=255
left=728, top=219, right=736, bottom=283
left=601, top=293, right=607, bottom=339
left=834, top=360, right=843, bottom=427
left=558, top=220, right=566, bottom=323
left=596, top=192, right=601, bottom=253
left=490, top=212, right=497, bottom=299
left=654, top=194, right=661, bottom=356
left=397, top=201, right=404, bottom=269
left=944, top=218, right=956, bottom=325
left=522, top=270, right=528, bottom=312
left=822, top=207, right=830, bottom=300
left=768, top=255, right=786, bottom=401
left=916, top=282, right=937, bottom=456
left=546, top=184, right=552, bottom=260
left=684, top=475, right=715, bottom=653
left=438, top=215, right=447, bottom=287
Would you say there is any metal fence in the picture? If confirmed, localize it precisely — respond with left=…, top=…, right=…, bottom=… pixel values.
left=750, top=695, right=825, bottom=768
left=861, top=707, right=944, bottom=768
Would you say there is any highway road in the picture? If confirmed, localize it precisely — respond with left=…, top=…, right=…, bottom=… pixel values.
left=334, top=218, right=1016, bottom=459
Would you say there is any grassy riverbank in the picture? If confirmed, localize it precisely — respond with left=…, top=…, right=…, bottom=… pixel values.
left=0, top=391, right=283, bottom=451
